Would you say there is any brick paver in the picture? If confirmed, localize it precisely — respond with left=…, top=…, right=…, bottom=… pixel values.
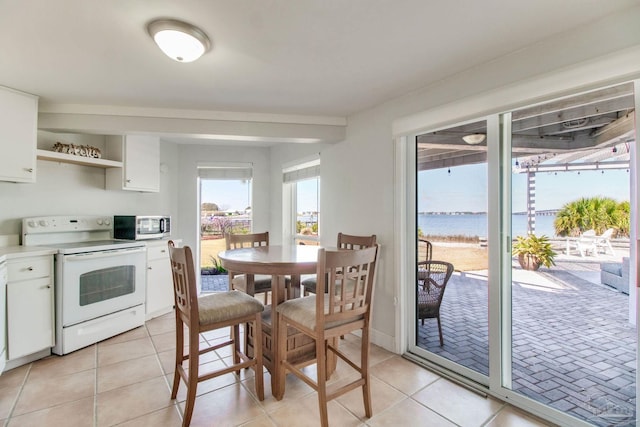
left=416, top=258, right=636, bottom=426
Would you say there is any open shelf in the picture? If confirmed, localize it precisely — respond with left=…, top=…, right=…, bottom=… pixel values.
left=36, top=149, right=123, bottom=168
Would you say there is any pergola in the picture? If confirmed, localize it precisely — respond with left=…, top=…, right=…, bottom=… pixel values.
left=513, top=141, right=632, bottom=235
left=416, top=82, right=636, bottom=235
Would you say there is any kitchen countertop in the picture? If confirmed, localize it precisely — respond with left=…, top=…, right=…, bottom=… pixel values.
left=0, top=246, right=58, bottom=262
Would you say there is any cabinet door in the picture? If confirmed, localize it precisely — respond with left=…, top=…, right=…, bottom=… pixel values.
left=7, top=277, right=54, bottom=359
left=124, top=135, right=160, bottom=192
left=146, top=257, right=174, bottom=318
left=0, top=87, right=37, bottom=183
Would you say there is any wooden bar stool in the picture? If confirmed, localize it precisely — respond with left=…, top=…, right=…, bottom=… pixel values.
left=168, top=241, right=265, bottom=427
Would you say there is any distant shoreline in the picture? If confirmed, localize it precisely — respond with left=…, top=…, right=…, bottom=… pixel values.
left=419, top=210, right=560, bottom=216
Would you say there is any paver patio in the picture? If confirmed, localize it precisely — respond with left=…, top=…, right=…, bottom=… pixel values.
left=417, top=253, right=636, bottom=427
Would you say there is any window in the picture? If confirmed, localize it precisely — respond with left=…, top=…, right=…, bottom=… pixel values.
left=198, top=163, right=252, bottom=280
left=283, top=159, right=320, bottom=245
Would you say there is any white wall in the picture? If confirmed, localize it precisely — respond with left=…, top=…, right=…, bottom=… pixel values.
left=0, top=138, right=179, bottom=240
left=304, top=5, right=640, bottom=351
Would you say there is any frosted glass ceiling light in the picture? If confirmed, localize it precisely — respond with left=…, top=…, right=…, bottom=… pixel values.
left=147, top=19, right=211, bottom=62
left=462, top=133, right=486, bottom=145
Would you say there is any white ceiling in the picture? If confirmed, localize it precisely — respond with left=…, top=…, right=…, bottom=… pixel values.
left=1, top=1, right=637, bottom=119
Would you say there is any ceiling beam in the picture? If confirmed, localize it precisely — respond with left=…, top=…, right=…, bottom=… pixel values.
left=418, top=152, right=487, bottom=171
left=512, top=83, right=633, bottom=121
left=513, top=160, right=630, bottom=174
left=512, top=97, right=634, bottom=133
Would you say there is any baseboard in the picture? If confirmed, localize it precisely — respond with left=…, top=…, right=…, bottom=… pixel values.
left=370, top=327, right=397, bottom=353
left=5, top=348, right=52, bottom=371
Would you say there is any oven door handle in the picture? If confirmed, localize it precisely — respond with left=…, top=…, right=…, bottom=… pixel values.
left=63, top=247, right=146, bottom=261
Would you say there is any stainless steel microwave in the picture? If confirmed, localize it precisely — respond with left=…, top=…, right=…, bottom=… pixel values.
left=113, top=215, right=171, bottom=240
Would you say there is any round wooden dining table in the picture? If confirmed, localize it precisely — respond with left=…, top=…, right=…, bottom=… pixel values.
left=218, top=244, right=322, bottom=397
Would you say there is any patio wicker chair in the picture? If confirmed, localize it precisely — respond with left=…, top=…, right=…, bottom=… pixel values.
left=417, top=260, right=454, bottom=346
left=417, top=238, right=433, bottom=267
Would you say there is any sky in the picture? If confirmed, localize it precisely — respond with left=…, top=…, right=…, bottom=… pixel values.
left=200, top=165, right=630, bottom=214
left=201, top=177, right=319, bottom=212
left=201, top=179, right=251, bottom=212
left=418, top=163, right=630, bottom=213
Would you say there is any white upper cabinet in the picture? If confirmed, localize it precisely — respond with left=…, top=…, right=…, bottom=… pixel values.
left=0, top=86, right=38, bottom=183
left=105, top=135, right=160, bottom=192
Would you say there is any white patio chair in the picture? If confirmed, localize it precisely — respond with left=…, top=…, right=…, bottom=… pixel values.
left=575, top=229, right=597, bottom=257
left=566, top=229, right=597, bottom=257
left=595, top=228, right=615, bottom=255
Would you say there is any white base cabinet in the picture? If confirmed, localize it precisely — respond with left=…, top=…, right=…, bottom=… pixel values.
left=0, top=86, right=38, bottom=183
left=145, top=239, right=180, bottom=320
left=105, top=135, right=160, bottom=192
left=6, top=255, right=54, bottom=360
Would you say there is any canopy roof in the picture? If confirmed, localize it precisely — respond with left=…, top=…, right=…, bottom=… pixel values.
left=417, top=82, right=635, bottom=172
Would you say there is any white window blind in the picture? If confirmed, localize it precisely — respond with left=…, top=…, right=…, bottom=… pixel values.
left=198, top=163, right=253, bottom=180
left=282, top=160, right=320, bottom=183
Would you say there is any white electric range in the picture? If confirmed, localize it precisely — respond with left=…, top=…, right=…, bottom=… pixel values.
left=22, top=215, right=147, bottom=355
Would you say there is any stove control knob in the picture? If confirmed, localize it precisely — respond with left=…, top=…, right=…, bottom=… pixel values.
left=104, top=218, right=111, bottom=226
left=27, top=220, right=38, bottom=228
left=96, top=218, right=103, bottom=225
left=39, top=220, right=49, bottom=227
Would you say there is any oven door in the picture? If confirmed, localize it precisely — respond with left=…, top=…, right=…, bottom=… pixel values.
left=59, top=247, right=146, bottom=326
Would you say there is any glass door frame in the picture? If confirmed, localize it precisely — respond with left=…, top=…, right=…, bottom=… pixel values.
left=400, top=80, right=640, bottom=426
left=406, top=116, right=493, bottom=387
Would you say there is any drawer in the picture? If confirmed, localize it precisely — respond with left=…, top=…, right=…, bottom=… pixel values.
left=147, top=244, right=170, bottom=261
left=8, top=256, right=51, bottom=281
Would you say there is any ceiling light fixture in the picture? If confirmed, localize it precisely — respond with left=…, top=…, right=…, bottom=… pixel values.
left=462, top=133, right=486, bottom=145
left=147, top=19, right=211, bottom=62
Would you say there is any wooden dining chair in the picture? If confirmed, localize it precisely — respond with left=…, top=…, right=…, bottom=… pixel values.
left=275, top=245, right=380, bottom=427
left=302, top=232, right=377, bottom=295
left=225, top=232, right=274, bottom=303
left=168, top=241, right=265, bottom=427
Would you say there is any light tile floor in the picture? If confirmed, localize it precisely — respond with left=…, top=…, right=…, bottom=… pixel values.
left=0, top=313, right=552, bottom=426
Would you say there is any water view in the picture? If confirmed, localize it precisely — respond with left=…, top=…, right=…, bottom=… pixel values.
left=418, top=212, right=557, bottom=238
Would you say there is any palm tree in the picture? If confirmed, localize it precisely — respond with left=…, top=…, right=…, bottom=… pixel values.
left=554, top=197, right=629, bottom=237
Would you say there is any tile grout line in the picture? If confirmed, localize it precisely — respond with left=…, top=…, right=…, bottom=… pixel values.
left=146, top=319, right=185, bottom=423
left=479, top=402, right=510, bottom=427
left=3, top=362, right=33, bottom=425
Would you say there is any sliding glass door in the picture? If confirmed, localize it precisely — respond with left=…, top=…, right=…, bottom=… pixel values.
left=506, top=83, right=637, bottom=425
left=406, top=81, right=639, bottom=426
left=412, top=119, right=490, bottom=384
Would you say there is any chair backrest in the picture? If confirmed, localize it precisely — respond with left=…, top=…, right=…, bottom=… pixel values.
left=225, top=232, right=269, bottom=250
left=579, top=229, right=596, bottom=244
left=337, top=232, right=377, bottom=250
left=417, top=261, right=454, bottom=309
left=315, top=245, right=379, bottom=330
left=599, top=228, right=614, bottom=239
left=418, top=238, right=433, bottom=262
left=168, top=240, right=198, bottom=323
